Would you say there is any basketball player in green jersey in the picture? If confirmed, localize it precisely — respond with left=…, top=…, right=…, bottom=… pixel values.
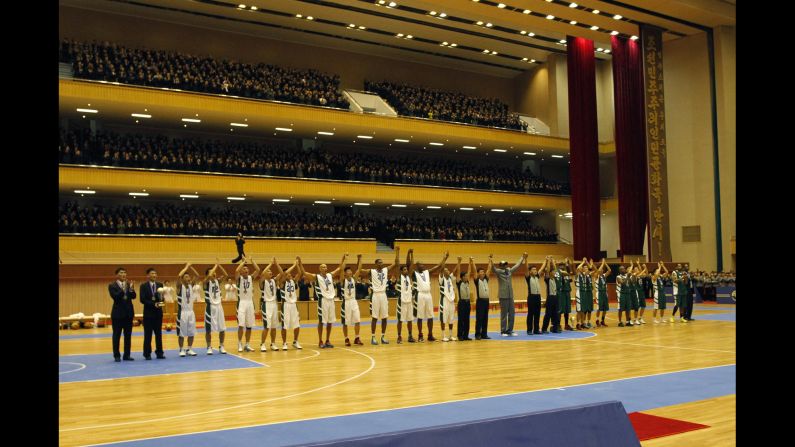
left=552, top=258, right=574, bottom=330
left=616, top=265, right=633, bottom=327
left=635, top=261, right=648, bottom=324
left=652, top=261, right=669, bottom=323
left=591, top=259, right=611, bottom=327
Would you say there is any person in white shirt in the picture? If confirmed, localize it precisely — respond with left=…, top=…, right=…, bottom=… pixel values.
left=298, top=254, right=347, bottom=349
left=407, top=251, right=449, bottom=342
left=176, top=263, right=199, bottom=357
left=366, top=247, right=401, bottom=345
left=280, top=257, right=306, bottom=350
left=203, top=259, right=230, bottom=355
left=260, top=257, right=298, bottom=351
left=438, top=258, right=462, bottom=342
left=339, top=254, right=364, bottom=346
left=396, top=249, right=416, bottom=344
left=235, top=256, right=261, bottom=352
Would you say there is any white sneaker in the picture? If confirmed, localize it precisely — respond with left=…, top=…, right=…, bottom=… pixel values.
left=654, top=319, right=659, bottom=324
left=244, top=344, right=254, bottom=352
left=511, top=332, right=519, bottom=336
left=451, top=336, right=458, bottom=341
left=669, top=317, right=674, bottom=323
left=271, top=343, right=279, bottom=351
left=219, top=346, right=227, bottom=354
left=179, top=349, right=186, bottom=357
left=207, top=347, right=214, bottom=355
left=640, top=318, right=646, bottom=324
left=238, top=343, right=243, bottom=352
left=282, top=343, right=289, bottom=350
left=501, top=333, right=509, bottom=337
left=260, top=343, right=267, bottom=352
left=442, top=337, right=450, bottom=342
left=186, top=349, right=197, bottom=356
left=293, top=341, right=302, bottom=349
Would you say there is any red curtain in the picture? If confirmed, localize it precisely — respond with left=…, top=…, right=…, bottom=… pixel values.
left=611, top=36, right=648, bottom=255
left=567, top=36, right=601, bottom=260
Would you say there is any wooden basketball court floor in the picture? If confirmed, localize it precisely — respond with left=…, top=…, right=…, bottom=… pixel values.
left=59, top=304, right=736, bottom=446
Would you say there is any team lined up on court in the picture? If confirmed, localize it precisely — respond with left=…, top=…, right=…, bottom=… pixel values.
left=107, top=252, right=696, bottom=361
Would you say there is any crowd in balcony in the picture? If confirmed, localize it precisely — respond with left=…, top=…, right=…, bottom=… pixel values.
left=58, top=202, right=558, bottom=243
left=364, top=80, right=525, bottom=130
left=59, top=39, right=349, bottom=109
left=59, top=128, right=569, bottom=195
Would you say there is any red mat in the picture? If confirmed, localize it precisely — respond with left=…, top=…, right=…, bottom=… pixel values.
left=628, top=412, right=710, bottom=441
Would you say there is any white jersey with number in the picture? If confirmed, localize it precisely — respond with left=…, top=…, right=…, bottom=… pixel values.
left=206, top=279, right=222, bottom=305
left=439, top=274, right=455, bottom=302
left=414, top=270, right=431, bottom=293
left=261, top=278, right=277, bottom=302
left=316, top=273, right=336, bottom=300
left=282, top=280, right=298, bottom=303
left=178, top=284, right=197, bottom=307
left=238, top=275, right=254, bottom=302
left=399, top=274, right=413, bottom=303
left=342, top=277, right=357, bottom=300
left=370, top=267, right=388, bottom=293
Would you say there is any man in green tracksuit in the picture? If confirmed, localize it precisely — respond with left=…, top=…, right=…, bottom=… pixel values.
left=553, top=258, right=574, bottom=331
left=617, top=265, right=633, bottom=327
left=591, top=259, right=611, bottom=327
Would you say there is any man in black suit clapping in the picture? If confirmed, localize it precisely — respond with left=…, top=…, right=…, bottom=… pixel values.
left=108, top=267, right=137, bottom=362
left=140, top=267, right=166, bottom=360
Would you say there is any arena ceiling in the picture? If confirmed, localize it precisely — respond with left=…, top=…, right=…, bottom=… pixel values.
left=61, top=0, right=735, bottom=79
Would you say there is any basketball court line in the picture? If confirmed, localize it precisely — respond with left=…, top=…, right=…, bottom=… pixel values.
left=81, top=363, right=736, bottom=447
left=60, top=348, right=376, bottom=433
left=542, top=332, right=736, bottom=353
left=59, top=362, right=87, bottom=375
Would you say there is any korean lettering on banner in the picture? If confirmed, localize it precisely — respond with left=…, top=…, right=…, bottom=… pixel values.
left=641, top=26, right=672, bottom=262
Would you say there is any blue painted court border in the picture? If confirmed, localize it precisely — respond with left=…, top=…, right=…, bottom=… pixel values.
left=93, top=364, right=735, bottom=446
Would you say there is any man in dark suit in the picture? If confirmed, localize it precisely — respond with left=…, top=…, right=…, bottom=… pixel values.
left=231, top=233, right=246, bottom=263
left=108, top=267, right=137, bottom=362
left=140, top=267, right=166, bottom=360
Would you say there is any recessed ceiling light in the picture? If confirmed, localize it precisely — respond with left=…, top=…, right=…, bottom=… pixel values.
left=631, top=35, right=638, bottom=40
left=429, top=142, right=443, bottom=146
left=392, top=204, right=407, bottom=207
left=349, top=23, right=355, bottom=27
left=389, top=2, right=397, bottom=7
left=250, top=5, right=257, bottom=10
left=497, top=3, right=506, bottom=8
left=592, top=9, right=600, bottom=14
left=427, top=205, right=442, bottom=209
left=560, top=39, right=567, bottom=44
left=611, top=30, right=619, bottom=35
left=131, top=113, right=151, bottom=119
left=129, top=192, right=149, bottom=197
left=379, top=0, right=386, bottom=4
left=596, top=48, right=604, bottom=52
left=552, top=155, right=564, bottom=158
left=307, top=16, right=313, bottom=20
left=272, top=199, right=290, bottom=202
left=450, top=43, right=457, bottom=47
left=522, top=57, right=528, bottom=61
left=406, top=35, right=413, bottom=39
left=476, top=21, right=484, bottom=25
left=493, top=149, right=507, bottom=152
left=485, top=22, right=493, bottom=27
left=528, top=32, right=535, bottom=36
left=530, top=59, right=536, bottom=62
left=394, top=138, right=410, bottom=142
left=182, top=118, right=201, bottom=123
left=76, top=108, right=98, bottom=113
left=180, top=194, right=199, bottom=198
left=604, top=49, right=611, bottom=53
left=227, top=196, right=245, bottom=201
left=483, top=49, right=490, bottom=53
left=521, top=210, right=534, bottom=213
left=520, top=30, right=527, bottom=34
left=430, top=11, right=437, bottom=15
left=275, top=127, right=293, bottom=131
left=238, top=4, right=246, bottom=8
left=491, top=209, right=505, bottom=212
left=569, top=2, right=578, bottom=7
left=314, top=200, right=332, bottom=204
left=396, top=33, right=404, bottom=37
left=441, top=42, right=448, bottom=45
left=546, top=15, right=555, bottom=20
left=354, top=202, right=370, bottom=206
left=439, top=12, right=447, bottom=17
left=524, top=152, right=536, bottom=155
left=460, top=207, right=474, bottom=211
left=613, top=14, right=622, bottom=20
left=591, top=25, right=599, bottom=30
left=358, top=26, right=366, bottom=29
left=569, top=21, right=577, bottom=25
left=491, top=51, right=498, bottom=55
left=463, top=146, right=477, bottom=149
left=230, top=122, right=248, bottom=127
left=357, top=135, right=373, bottom=139
left=318, top=131, right=334, bottom=135
left=296, top=14, right=302, bottom=18
left=523, top=9, right=531, bottom=14
left=74, top=189, right=95, bottom=194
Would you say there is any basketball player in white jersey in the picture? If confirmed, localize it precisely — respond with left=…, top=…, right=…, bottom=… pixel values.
left=397, top=249, right=416, bottom=344
left=235, top=256, right=261, bottom=352
left=438, top=258, right=461, bottom=342
left=340, top=254, right=364, bottom=346
left=280, top=257, right=306, bottom=350
left=366, top=247, right=401, bottom=345
left=298, top=254, right=347, bottom=349
left=203, top=259, right=230, bottom=354
left=408, top=251, right=449, bottom=342
left=176, top=263, right=198, bottom=357
left=260, top=257, right=298, bottom=351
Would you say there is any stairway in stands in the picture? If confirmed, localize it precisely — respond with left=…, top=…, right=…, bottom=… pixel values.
left=375, top=242, right=394, bottom=253
left=59, top=63, right=74, bottom=79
